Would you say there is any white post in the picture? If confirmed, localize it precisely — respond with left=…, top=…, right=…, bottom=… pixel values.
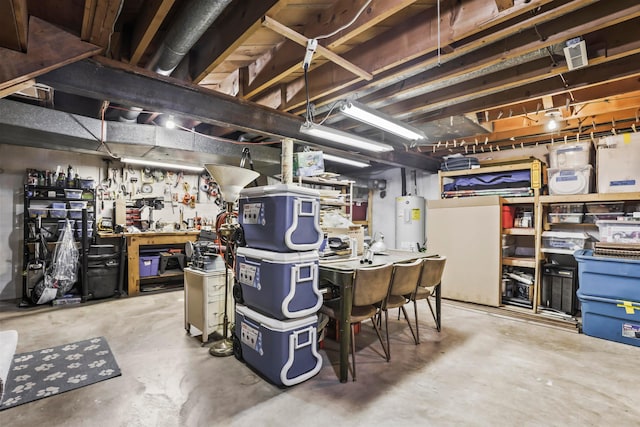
left=281, top=138, right=294, bottom=184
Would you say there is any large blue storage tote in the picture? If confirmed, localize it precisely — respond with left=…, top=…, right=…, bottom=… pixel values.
left=235, top=304, right=322, bottom=386
left=574, top=249, right=640, bottom=300
left=577, top=290, right=640, bottom=347
left=239, top=184, right=323, bottom=252
left=236, top=247, right=321, bottom=319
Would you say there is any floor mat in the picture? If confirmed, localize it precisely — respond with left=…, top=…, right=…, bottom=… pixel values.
left=0, top=336, right=121, bottom=410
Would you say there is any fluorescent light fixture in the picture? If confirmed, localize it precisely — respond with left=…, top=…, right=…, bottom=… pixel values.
left=323, top=153, right=370, bottom=168
left=339, top=100, right=426, bottom=141
left=121, top=157, right=204, bottom=172
left=299, top=122, right=393, bottom=153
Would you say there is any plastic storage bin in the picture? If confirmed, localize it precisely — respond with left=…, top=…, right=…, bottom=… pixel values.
left=541, top=231, right=590, bottom=254
left=139, top=255, right=160, bottom=277
left=577, top=291, right=640, bottom=347
left=548, top=141, right=592, bottom=169
left=28, top=207, right=48, bottom=218
left=575, top=249, right=640, bottom=300
left=68, top=201, right=88, bottom=210
left=584, top=202, right=625, bottom=223
left=596, top=220, right=640, bottom=244
left=64, top=189, right=83, bottom=199
left=235, top=247, right=321, bottom=319
left=548, top=203, right=584, bottom=223
left=547, top=166, right=593, bottom=195
left=234, top=304, right=322, bottom=386
left=239, top=184, right=323, bottom=252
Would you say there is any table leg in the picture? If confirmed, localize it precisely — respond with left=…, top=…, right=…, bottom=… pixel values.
left=339, top=276, right=354, bottom=382
left=436, top=283, right=442, bottom=332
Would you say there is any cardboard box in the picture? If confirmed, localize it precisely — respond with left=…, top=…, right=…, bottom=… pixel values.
left=324, top=226, right=364, bottom=255
left=597, top=133, right=640, bottom=193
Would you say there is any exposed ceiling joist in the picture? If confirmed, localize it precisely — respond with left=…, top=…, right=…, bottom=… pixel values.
left=129, top=0, right=175, bottom=66
left=0, top=16, right=102, bottom=92
left=261, top=15, right=373, bottom=81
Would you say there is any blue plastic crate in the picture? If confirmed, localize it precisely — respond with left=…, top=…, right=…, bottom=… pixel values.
left=574, top=249, right=640, bottom=300
left=577, top=290, right=640, bottom=347
left=139, top=255, right=160, bottom=277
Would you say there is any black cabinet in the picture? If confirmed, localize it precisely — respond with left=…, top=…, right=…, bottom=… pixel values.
left=22, top=185, right=96, bottom=306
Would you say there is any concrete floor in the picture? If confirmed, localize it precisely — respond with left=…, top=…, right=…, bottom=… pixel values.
left=1, top=291, right=639, bottom=426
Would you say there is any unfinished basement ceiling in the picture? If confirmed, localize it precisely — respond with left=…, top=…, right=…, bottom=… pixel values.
left=1, top=0, right=639, bottom=173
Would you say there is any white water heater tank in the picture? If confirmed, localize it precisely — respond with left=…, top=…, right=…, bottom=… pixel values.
left=395, top=196, right=425, bottom=251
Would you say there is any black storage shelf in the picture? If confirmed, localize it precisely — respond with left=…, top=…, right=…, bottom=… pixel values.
left=22, top=184, right=96, bottom=307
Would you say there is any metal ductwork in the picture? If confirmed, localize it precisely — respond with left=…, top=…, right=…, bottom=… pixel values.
left=120, top=0, right=232, bottom=122
left=147, top=0, right=233, bottom=76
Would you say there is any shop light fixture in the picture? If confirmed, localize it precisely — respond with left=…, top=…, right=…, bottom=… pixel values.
left=339, top=100, right=426, bottom=141
left=323, top=153, right=370, bottom=168
left=299, top=122, right=393, bottom=153
left=121, top=157, right=204, bottom=172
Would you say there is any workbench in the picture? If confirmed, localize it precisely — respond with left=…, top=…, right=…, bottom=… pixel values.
left=98, top=231, right=199, bottom=296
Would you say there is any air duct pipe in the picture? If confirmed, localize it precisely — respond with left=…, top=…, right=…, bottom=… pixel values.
left=119, top=0, right=232, bottom=122
left=147, top=0, right=233, bottom=76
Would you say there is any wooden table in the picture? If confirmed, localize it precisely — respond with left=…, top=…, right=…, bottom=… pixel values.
left=124, top=231, right=200, bottom=296
left=319, top=250, right=436, bottom=383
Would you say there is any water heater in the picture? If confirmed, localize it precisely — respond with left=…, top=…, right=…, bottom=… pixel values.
left=395, top=196, right=425, bottom=251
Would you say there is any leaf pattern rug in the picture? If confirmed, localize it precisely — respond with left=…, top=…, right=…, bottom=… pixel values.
left=0, top=336, right=121, bottom=410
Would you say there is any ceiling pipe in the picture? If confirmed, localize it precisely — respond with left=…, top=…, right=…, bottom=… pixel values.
left=119, top=0, right=232, bottom=122
left=147, top=0, right=233, bottom=76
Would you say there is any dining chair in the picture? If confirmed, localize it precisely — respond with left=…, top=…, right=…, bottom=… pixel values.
left=319, top=263, right=393, bottom=381
left=380, top=259, right=424, bottom=355
left=411, top=256, right=447, bottom=343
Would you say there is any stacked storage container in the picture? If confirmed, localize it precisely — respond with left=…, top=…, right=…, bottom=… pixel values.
left=575, top=250, right=640, bottom=347
left=547, top=142, right=593, bottom=195
left=234, top=184, right=323, bottom=386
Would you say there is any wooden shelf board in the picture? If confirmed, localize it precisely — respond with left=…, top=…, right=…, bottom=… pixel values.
left=540, top=192, right=640, bottom=203
left=502, top=197, right=535, bottom=204
left=139, top=270, right=184, bottom=281
left=320, top=201, right=350, bottom=207
left=503, top=227, right=535, bottom=235
left=502, top=257, right=536, bottom=268
left=440, top=162, right=537, bottom=178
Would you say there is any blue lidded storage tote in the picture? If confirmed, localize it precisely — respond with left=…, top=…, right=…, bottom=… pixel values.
left=236, top=247, right=321, bottom=320
left=239, top=184, right=323, bottom=252
left=577, top=290, right=640, bottom=347
left=574, top=249, right=640, bottom=300
left=235, top=304, right=322, bottom=386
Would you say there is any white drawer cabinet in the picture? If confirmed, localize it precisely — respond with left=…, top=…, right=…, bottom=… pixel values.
left=184, top=268, right=234, bottom=343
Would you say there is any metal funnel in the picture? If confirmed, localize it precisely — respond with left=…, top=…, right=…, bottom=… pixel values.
left=204, top=164, right=260, bottom=202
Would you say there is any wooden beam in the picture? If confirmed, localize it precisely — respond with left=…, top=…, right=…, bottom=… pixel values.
left=261, top=16, right=373, bottom=81
left=244, top=0, right=414, bottom=100
left=81, top=0, right=97, bottom=41
left=0, top=0, right=28, bottom=51
left=285, top=0, right=572, bottom=112
left=87, top=0, right=122, bottom=49
left=407, top=54, right=640, bottom=127
left=385, top=15, right=640, bottom=121
left=129, top=0, right=175, bottom=66
left=494, top=0, right=514, bottom=13
left=190, top=0, right=279, bottom=83
left=0, top=16, right=102, bottom=92
left=0, top=78, right=33, bottom=99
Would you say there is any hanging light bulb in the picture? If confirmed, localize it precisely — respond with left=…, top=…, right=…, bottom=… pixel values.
left=165, top=115, right=176, bottom=129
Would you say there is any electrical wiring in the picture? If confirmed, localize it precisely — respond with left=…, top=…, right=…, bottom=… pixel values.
left=315, top=0, right=372, bottom=40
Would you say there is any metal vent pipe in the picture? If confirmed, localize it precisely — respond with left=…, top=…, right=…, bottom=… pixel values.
left=119, top=0, right=232, bottom=122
